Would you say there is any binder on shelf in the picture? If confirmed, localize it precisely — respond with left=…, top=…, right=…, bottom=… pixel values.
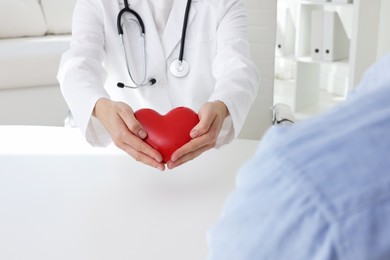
left=322, top=11, right=350, bottom=62
left=275, top=6, right=295, bottom=57
left=307, top=0, right=330, bottom=2
left=310, top=10, right=324, bottom=61
left=331, top=0, right=353, bottom=3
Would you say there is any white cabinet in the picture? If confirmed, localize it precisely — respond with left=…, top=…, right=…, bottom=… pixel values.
left=275, top=0, right=382, bottom=120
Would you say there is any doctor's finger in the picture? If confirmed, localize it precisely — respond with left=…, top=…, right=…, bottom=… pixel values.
left=167, top=143, right=210, bottom=169
left=118, top=105, right=147, bottom=139
left=190, top=112, right=215, bottom=138
left=126, top=135, right=163, bottom=163
left=172, top=117, right=221, bottom=162
left=170, top=134, right=213, bottom=162
left=191, top=101, right=228, bottom=138
left=118, top=139, right=165, bottom=171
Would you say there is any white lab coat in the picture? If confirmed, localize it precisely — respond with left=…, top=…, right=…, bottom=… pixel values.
left=58, top=0, right=259, bottom=147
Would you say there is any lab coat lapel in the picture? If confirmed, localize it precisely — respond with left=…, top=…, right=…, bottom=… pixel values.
left=162, top=0, right=198, bottom=59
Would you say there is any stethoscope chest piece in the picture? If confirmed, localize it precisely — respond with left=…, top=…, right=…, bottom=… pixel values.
left=170, top=59, right=190, bottom=78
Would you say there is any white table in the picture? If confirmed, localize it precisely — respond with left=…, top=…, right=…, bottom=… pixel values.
left=0, top=126, right=259, bottom=260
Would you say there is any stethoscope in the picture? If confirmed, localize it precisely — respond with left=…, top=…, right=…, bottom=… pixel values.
left=117, top=0, right=192, bottom=89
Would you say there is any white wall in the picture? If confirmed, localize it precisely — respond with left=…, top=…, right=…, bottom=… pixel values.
left=239, top=0, right=276, bottom=140
left=377, top=0, right=390, bottom=59
left=0, top=85, right=68, bottom=126
left=349, top=0, right=381, bottom=90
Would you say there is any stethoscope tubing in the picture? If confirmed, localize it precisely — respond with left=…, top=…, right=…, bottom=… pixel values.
left=117, top=0, right=151, bottom=87
left=117, top=6, right=145, bottom=35
left=117, top=0, right=192, bottom=88
left=178, top=0, right=192, bottom=62
left=119, top=32, right=147, bottom=88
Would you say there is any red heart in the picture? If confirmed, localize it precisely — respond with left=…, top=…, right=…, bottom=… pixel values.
left=134, top=107, right=200, bottom=163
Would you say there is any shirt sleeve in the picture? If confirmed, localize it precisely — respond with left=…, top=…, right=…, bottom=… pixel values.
left=207, top=129, right=340, bottom=260
left=208, top=53, right=390, bottom=259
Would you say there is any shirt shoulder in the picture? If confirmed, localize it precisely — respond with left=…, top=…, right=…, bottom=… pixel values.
left=209, top=54, right=390, bottom=259
left=238, top=74, right=390, bottom=259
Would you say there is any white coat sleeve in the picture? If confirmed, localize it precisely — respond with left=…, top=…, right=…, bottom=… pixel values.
left=57, top=0, right=111, bottom=147
left=209, top=0, right=260, bottom=145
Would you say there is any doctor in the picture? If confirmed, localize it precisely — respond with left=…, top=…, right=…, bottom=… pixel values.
left=58, top=0, right=259, bottom=171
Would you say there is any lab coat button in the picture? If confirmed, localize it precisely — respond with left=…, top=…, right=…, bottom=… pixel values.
left=159, top=79, right=167, bottom=86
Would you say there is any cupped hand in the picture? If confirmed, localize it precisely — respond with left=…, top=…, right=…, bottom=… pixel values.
left=93, top=98, right=165, bottom=171
left=166, top=101, right=229, bottom=169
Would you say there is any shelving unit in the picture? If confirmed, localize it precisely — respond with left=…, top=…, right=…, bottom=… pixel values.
left=274, top=0, right=382, bottom=120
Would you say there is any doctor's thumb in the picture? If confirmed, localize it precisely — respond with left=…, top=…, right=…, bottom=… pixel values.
left=137, top=129, right=147, bottom=139
left=190, top=113, right=214, bottom=138
left=131, top=122, right=147, bottom=139
left=190, top=123, right=209, bottom=139
left=123, top=113, right=147, bottom=140
left=190, top=128, right=200, bottom=139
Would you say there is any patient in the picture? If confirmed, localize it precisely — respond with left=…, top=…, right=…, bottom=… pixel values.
left=207, top=53, right=390, bottom=260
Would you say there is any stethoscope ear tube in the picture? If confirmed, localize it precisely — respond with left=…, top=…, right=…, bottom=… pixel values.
left=117, top=0, right=150, bottom=87
left=117, top=1, right=145, bottom=35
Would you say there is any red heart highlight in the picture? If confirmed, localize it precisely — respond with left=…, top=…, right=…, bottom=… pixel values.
left=134, top=107, right=200, bottom=163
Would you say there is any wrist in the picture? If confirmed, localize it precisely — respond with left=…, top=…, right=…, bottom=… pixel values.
left=93, top=97, right=111, bottom=118
left=214, top=100, right=229, bottom=119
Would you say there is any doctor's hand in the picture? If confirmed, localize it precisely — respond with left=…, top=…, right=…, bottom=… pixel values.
left=93, top=98, right=165, bottom=171
left=166, top=101, right=229, bottom=170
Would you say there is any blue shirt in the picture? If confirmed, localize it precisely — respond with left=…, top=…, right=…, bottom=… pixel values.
left=207, top=53, right=390, bottom=260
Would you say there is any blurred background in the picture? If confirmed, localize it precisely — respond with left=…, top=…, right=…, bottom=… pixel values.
left=0, top=0, right=275, bottom=141
left=0, top=0, right=389, bottom=139
left=274, top=0, right=390, bottom=121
